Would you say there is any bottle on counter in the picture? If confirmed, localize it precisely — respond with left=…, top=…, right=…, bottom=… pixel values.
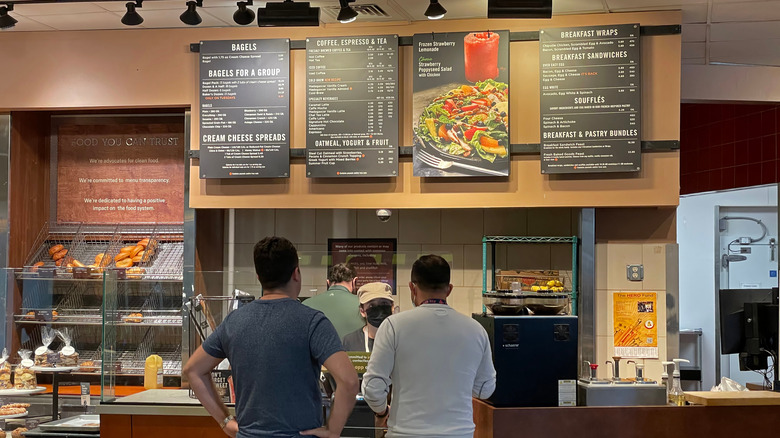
left=661, top=361, right=674, bottom=402
left=669, top=358, right=690, bottom=406
left=144, top=354, right=163, bottom=390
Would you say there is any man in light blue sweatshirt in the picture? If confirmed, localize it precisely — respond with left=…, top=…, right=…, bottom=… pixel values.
left=362, top=254, right=496, bottom=438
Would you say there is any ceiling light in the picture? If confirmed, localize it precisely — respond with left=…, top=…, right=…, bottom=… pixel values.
left=121, top=0, right=143, bottom=26
left=424, top=0, right=446, bottom=20
left=0, top=4, right=17, bottom=29
left=180, top=0, right=202, bottom=26
left=337, top=0, right=357, bottom=23
left=487, top=0, right=552, bottom=19
left=257, top=0, right=319, bottom=27
left=233, top=0, right=255, bottom=25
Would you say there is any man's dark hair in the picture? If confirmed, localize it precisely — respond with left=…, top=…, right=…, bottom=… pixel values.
left=328, top=263, right=357, bottom=284
left=253, top=237, right=299, bottom=290
left=411, top=254, right=450, bottom=292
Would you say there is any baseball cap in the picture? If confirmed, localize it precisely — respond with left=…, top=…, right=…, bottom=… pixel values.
left=357, top=282, right=395, bottom=304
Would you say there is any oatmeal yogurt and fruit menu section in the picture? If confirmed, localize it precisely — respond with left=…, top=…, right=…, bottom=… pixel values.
left=306, top=35, right=399, bottom=178
left=199, top=39, right=291, bottom=178
left=540, top=24, right=641, bottom=174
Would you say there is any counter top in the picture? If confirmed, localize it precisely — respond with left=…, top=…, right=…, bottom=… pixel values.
left=96, top=389, right=232, bottom=416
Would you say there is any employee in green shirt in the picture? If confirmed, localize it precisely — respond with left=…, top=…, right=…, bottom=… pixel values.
left=304, top=263, right=365, bottom=339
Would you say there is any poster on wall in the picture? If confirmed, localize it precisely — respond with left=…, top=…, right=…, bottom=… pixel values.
left=412, top=31, right=510, bottom=177
left=306, top=35, right=399, bottom=178
left=56, top=120, right=184, bottom=224
left=199, top=39, right=290, bottom=178
left=328, top=239, right=397, bottom=293
left=613, top=292, right=658, bottom=358
left=539, top=24, right=641, bottom=174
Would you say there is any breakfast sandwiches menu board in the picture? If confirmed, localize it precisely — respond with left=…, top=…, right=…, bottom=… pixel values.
left=199, top=39, right=290, bottom=178
left=306, top=35, right=399, bottom=178
left=412, top=31, right=510, bottom=177
left=539, top=24, right=641, bottom=174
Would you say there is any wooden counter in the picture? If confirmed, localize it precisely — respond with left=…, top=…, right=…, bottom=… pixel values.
left=473, top=398, right=780, bottom=438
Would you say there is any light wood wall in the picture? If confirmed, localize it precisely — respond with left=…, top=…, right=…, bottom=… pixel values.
left=0, top=11, right=682, bottom=209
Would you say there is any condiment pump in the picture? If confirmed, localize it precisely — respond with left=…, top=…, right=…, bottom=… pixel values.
left=669, top=358, right=690, bottom=406
left=661, top=361, right=674, bottom=401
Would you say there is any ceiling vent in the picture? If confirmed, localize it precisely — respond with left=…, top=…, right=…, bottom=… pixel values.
left=321, top=1, right=406, bottom=23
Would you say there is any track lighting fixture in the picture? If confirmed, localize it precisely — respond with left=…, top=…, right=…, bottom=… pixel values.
left=337, top=0, right=357, bottom=24
left=0, top=4, right=16, bottom=29
left=424, top=0, right=446, bottom=20
left=257, top=0, right=319, bottom=27
left=121, top=0, right=143, bottom=26
left=180, top=0, right=202, bottom=26
left=233, top=0, right=254, bottom=25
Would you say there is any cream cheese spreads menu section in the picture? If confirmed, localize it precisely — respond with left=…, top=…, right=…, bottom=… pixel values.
left=56, top=122, right=184, bottom=223
left=306, top=35, right=399, bottom=178
left=199, top=39, right=290, bottom=178
left=540, top=24, right=641, bottom=174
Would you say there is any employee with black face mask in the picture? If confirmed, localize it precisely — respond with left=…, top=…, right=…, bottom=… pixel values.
left=342, top=282, right=395, bottom=353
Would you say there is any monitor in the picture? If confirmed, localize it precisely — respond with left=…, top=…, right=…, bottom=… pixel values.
left=718, top=288, right=779, bottom=371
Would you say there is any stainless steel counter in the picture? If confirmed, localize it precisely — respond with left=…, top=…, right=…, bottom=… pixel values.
left=96, top=389, right=232, bottom=416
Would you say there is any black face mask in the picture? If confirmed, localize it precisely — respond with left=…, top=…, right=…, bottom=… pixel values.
left=365, top=305, right=393, bottom=328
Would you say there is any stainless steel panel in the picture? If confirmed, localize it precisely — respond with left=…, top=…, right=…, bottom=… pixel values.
left=666, top=243, right=680, bottom=362
left=0, top=114, right=9, bottom=352
left=579, top=208, right=596, bottom=368
left=182, top=110, right=195, bottom=381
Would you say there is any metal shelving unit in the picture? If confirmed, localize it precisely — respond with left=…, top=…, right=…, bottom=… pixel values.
left=482, top=235, right=579, bottom=314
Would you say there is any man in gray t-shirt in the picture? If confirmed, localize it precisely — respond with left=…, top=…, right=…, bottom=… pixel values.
left=185, top=237, right=359, bottom=438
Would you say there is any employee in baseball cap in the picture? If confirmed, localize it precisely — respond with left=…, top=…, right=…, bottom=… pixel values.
left=342, top=282, right=395, bottom=353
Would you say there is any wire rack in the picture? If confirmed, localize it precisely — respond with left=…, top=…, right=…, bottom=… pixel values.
left=24, top=222, right=84, bottom=270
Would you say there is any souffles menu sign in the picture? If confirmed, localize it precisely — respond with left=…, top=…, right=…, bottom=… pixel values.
left=56, top=120, right=185, bottom=224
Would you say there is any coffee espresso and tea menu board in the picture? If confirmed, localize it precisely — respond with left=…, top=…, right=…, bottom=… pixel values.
left=539, top=24, right=641, bottom=174
left=306, top=35, right=399, bottom=178
left=412, top=31, right=510, bottom=177
left=199, top=39, right=290, bottom=178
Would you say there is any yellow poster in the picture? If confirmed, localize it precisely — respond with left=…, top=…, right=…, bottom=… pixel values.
left=613, top=292, right=658, bottom=358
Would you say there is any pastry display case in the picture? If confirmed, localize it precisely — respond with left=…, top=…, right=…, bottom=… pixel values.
left=10, top=222, right=184, bottom=388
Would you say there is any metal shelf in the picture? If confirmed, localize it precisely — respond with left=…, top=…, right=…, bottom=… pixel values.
left=482, top=235, right=579, bottom=315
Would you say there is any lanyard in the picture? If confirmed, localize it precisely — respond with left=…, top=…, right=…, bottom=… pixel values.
left=420, top=298, right=447, bottom=305
left=363, top=326, right=370, bottom=353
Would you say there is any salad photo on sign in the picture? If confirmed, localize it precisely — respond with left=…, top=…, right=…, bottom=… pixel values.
left=413, top=31, right=510, bottom=177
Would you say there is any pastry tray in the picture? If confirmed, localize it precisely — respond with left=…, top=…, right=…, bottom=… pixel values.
left=39, top=414, right=100, bottom=432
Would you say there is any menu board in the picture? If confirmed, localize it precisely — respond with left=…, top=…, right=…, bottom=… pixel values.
left=306, top=35, right=399, bottom=178
left=412, top=31, right=510, bottom=177
left=539, top=24, right=641, bottom=174
left=328, top=239, right=397, bottom=293
left=56, top=121, right=184, bottom=224
left=199, top=39, right=290, bottom=178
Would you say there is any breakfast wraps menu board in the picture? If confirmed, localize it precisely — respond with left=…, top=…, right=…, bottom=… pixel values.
left=306, top=35, right=399, bottom=178
left=328, top=239, right=397, bottom=293
left=199, top=39, right=290, bottom=178
left=412, top=31, right=510, bottom=177
left=539, top=24, right=641, bottom=174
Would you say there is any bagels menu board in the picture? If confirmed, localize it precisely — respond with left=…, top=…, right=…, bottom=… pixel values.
left=540, top=24, right=641, bottom=174
left=328, top=239, right=397, bottom=293
left=56, top=121, right=184, bottom=224
left=412, top=31, right=510, bottom=177
left=199, top=39, right=290, bottom=178
left=306, top=35, right=399, bottom=178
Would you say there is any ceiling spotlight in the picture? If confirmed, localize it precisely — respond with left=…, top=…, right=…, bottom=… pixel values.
left=337, top=0, right=357, bottom=24
left=121, top=0, right=143, bottom=26
left=180, top=0, right=202, bottom=25
left=424, top=0, right=446, bottom=20
left=0, top=4, right=17, bottom=30
left=233, top=0, right=255, bottom=25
